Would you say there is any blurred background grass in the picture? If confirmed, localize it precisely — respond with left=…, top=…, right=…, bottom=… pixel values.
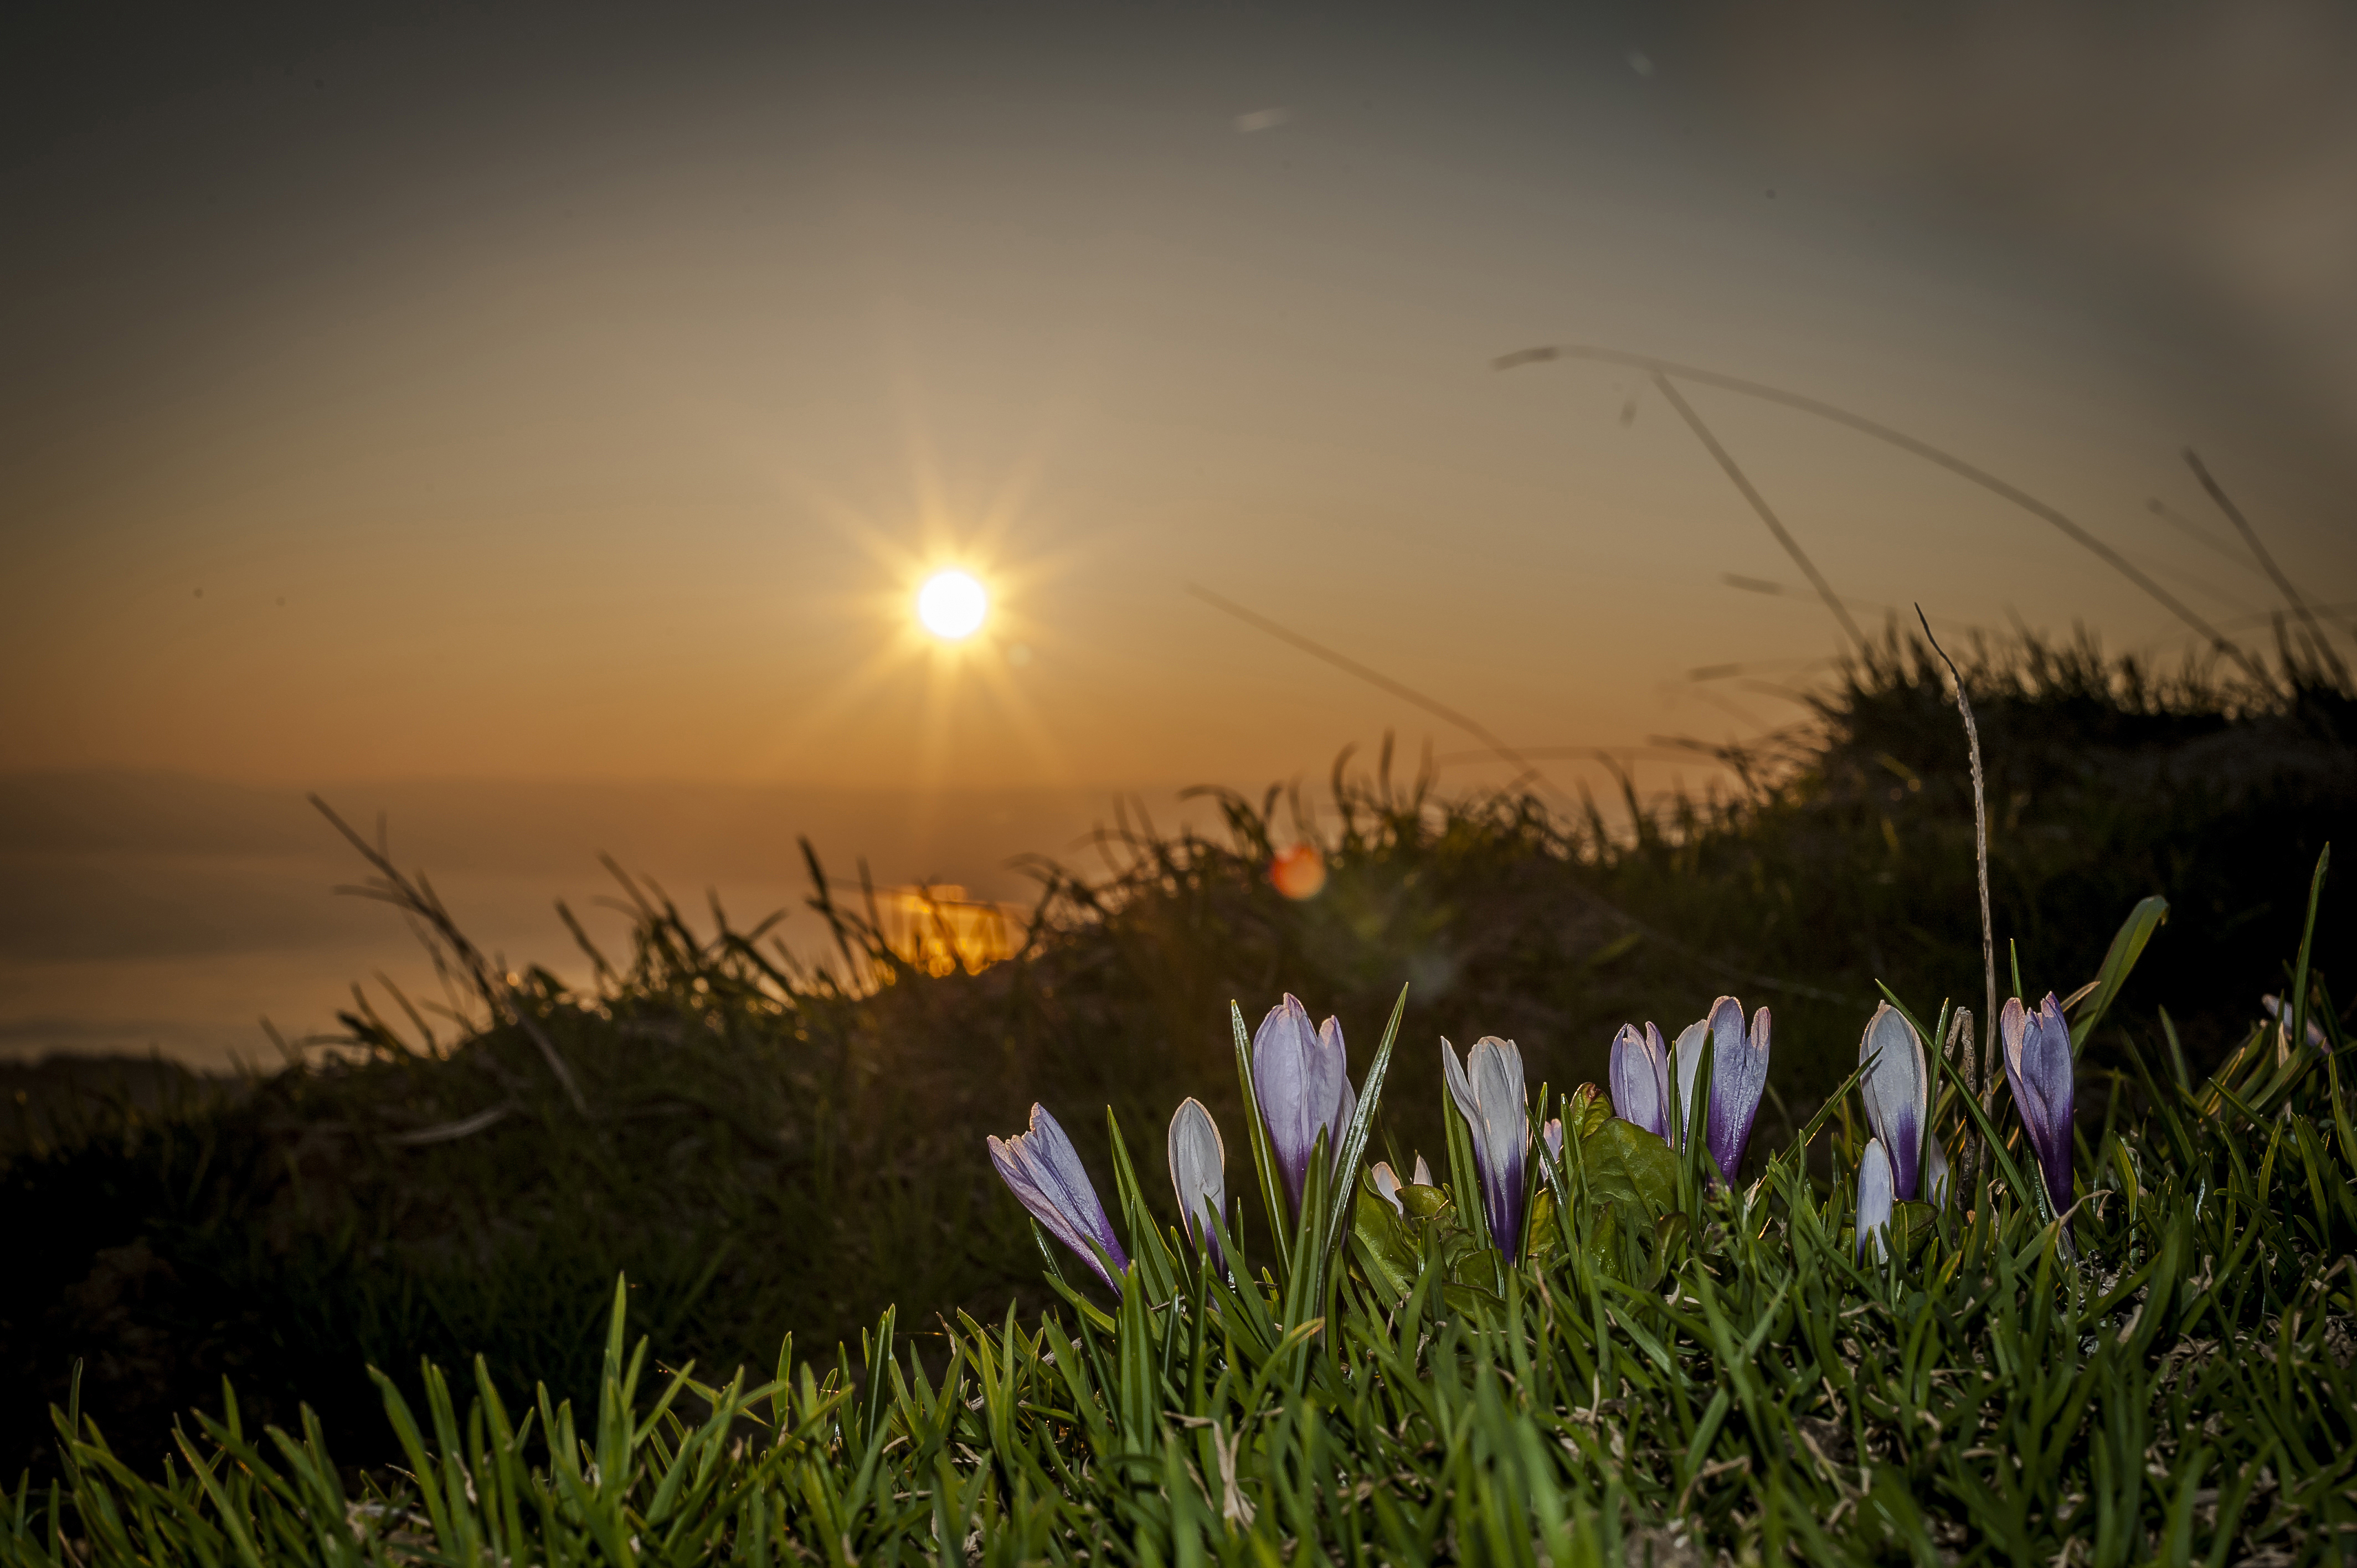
left=4, top=626, right=2350, bottom=1481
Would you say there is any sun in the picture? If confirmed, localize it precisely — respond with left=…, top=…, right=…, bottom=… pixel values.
left=916, top=570, right=989, bottom=641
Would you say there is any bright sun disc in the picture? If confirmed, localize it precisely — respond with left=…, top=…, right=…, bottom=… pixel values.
left=917, top=570, right=989, bottom=640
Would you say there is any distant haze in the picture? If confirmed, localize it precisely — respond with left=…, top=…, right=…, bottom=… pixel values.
left=5, top=2, right=2352, bottom=1063
left=0, top=770, right=1224, bottom=1066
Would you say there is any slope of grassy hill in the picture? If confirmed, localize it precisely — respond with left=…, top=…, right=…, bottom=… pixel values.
left=4, top=631, right=2350, bottom=1486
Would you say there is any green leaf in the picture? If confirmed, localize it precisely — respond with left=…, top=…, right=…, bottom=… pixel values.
left=2068, top=895, right=2169, bottom=1054
left=1398, top=1182, right=1453, bottom=1221
left=1890, top=1200, right=1937, bottom=1262
left=1524, top=1185, right=1561, bottom=1265
left=1323, top=982, right=1411, bottom=1269
left=1567, top=1082, right=1613, bottom=1140
left=1232, top=1000, right=1293, bottom=1280
left=1579, top=1118, right=1677, bottom=1214
left=1350, top=1183, right=1421, bottom=1301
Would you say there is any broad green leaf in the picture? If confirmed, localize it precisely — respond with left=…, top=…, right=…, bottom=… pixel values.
left=1351, top=1184, right=1421, bottom=1301
left=1566, top=1082, right=1613, bottom=1141
left=1579, top=1118, right=1677, bottom=1214
left=1398, top=1182, right=1452, bottom=1221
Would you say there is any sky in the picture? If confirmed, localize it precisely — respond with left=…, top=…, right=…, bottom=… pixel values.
left=6, top=1, right=2354, bottom=1063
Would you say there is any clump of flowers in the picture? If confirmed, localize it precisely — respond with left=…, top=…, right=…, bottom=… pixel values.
left=984, top=967, right=2092, bottom=1296
left=1608, top=997, right=1771, bottom=1183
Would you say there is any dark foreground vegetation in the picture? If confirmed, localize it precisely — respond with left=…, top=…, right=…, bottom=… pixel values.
left=4, top=631, right=2354, bottom=1562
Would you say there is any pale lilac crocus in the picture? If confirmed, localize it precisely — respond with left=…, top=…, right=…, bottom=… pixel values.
left=1167, top=1097, right=1227, bottom=1268
left=1857, top=1004, right=1949, bottom=1206
left=1252, top=994, right=1358, bottom=1215
left=1609, top=1022, right=1672, bottom=1141
left=1855, top=1138, right=1896, bottom=1261
left=1543, top=1118, right=1563, bottom=1161
left=1372, top=1154, right=1434, bottom=1214
left=989, top=1104, right=1129, bottom=1288
left=1670, top=997, right=1773, bottom=1184
left=2000, top=993, right=2076, bottom=1214
left=1443, top=1035, right=1529, bottom=1257
left=2262, top=994, right=2326, bottom=1061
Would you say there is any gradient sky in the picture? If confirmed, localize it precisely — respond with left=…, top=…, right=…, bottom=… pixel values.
left=6, top=2, right=2354, bottom=1061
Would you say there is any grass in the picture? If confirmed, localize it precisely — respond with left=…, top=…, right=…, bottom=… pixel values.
left=3, top=628, right=2353, bottom=1561
left=6, top=850, right=2353, bottom=1564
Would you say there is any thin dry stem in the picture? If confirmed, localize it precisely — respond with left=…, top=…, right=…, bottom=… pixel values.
left=1914, top=608, right=1998, bottom=1079
left=1946, top=1007, right=1978, bottom=1196
left=1650, top=370, right=1864, bottom=653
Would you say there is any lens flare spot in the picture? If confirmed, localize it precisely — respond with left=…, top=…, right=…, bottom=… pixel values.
left=917, top=571, right=988, bottom=640
left=1270, top=843, right=1327, bottom=900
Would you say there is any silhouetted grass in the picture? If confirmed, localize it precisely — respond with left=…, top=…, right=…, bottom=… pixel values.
left=3, top=629, right=2350, bottom=1491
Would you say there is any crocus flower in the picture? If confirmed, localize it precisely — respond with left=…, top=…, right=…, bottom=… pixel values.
left=1443, top=1035, right=1529, bottom=1257
left=1609, top=1022, right=1672, bottom=1141
left=1543, top=1118, right=1563, bottom=1160
left=1167, top=1097, right=1227, bottom=1267
left=2000, top=993, right=2076, bottom=1214
left=1669, top=997, right=1772, bottom=1184
left=2262, top=994, right=2326, bottom=1060
left=1370, top=1152, right=1438, bottom=1215
left=1252, top=994, right=1358, bottom=1214
left=1855, top=1138, right=1895, bottom=1261
left=989, top=1104, right=1129, bottom=1288
left=1857, top=1004, right=1947, bottom=1206
left=1924, top=1133, right=1951, bottom=1209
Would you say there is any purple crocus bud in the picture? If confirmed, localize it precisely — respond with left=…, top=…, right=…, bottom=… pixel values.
left=2000, top=993, right=2076, bottom=1214
left=989, top=1104, right=1129, bottom=1288
left=1671, top=998, right=1772, bottom=1183
left=1252, top=995, right=1357, bottom=1214
left=1858, top=1004, right=1929, bottom=1201
left=1543, top=1117, right=1563, bottom=1160
left=1167, top=1097, right=1227, bottom=1268
left=1609, top=1022, right=1672, bottom=1141
left=1856, top=1137, right=1895, bottom=1261
left=1442, top=1035, right=1529, bottom=1258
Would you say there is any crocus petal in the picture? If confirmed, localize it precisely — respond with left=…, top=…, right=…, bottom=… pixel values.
left=1856, top=1138, right=1896, bottom=1261
left=1924, top=1131, right=1951, bottom=1210
left=1609, top=1022, right=1671, bottom=1140
left=1706, top=1000, right=1771, bottom=1183
left=2001, top=993, right=2076, bottom=1213
left=1671, top=1017, right=1709, bottom=1143
left=1675, top=999, right=1768, bottom=1180
left=1167, top=1097, right=1227, bottom=1266
left=1412, top=1153, right=1434, bottom=1187
left=1443, top=1035, right=1530, bottom=1258
left=1857, top=1004, right=1926, bottom=1201
left=2262, top=994, right=2326, bottom=1053
left=1370, top=1160, right=1404, bottom=1214
left=989, top=1104, right=1128, bottom=1288
left=1253, top=995, right=1345, bottom=1212
left=1322, top=1014, right=1358, bottom=1169
left=1543, top=1118, right=1563, bottom=1160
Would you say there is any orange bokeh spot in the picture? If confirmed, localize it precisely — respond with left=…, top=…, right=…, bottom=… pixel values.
left=1270, top=843, right=1327, bottom=901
